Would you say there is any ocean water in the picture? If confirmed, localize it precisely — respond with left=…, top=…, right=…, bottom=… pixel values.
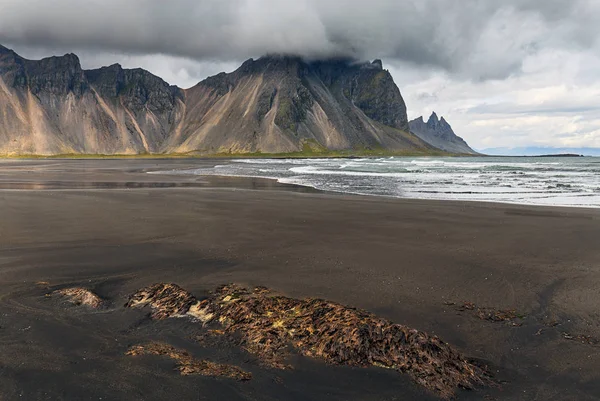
left=171, top=156, right=600, bottom=208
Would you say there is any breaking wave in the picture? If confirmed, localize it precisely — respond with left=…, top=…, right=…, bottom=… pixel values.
left=164, top=156, right=600, bottom=208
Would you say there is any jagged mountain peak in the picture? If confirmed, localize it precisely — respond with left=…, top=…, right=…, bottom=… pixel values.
left=439, top=116, right=452, bottom=128
left=427, top=111, right=439, bottom=125
left=34, top=52, right=82, bottom=69
left=410, top=113, right=476, bottom=155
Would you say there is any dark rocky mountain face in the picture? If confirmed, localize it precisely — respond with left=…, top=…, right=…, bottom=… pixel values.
left=0, top=45, right=437, bottom=155
left=169, top=55, right=428, bottom=154
left=85, top=65, right=183, bottom=115
left=22, top=54, right=88, bottom=96
left=308, top=58, right=408, bottom=130
left=409, top=112, right=477, bottom=154
left=0, top=47, right=87, bottom=96
left=0, top=48, right=186, bottom=154
left=0, top=45, right=26, bottom=86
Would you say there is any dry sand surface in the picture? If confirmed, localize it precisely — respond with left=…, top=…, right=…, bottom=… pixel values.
left=0, top=159, right=599, bottom=400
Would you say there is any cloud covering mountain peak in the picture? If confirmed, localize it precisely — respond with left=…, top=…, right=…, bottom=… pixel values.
left=1, top=0, right=598, bottom=80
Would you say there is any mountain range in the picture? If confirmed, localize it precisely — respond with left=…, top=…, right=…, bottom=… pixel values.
left=0, top=45, right=472, bottom=156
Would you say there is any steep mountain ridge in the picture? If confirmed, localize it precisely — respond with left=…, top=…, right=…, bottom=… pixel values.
left=0, top=46, right=185, bottom=154
left=409, top=112, right=476, bottom=154
left=173, top=56, right=424, bottom=154
left=1, top=45, right=449, bottom=155
left=84, top=64, right=185, bottom=153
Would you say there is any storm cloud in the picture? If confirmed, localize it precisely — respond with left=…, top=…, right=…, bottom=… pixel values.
left=0, top=0, right=598, bottom=79
left=1, top=0, right=599, bottom=149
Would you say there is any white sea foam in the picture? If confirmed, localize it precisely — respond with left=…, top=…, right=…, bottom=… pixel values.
left=159, top=156, right=600, bottom=208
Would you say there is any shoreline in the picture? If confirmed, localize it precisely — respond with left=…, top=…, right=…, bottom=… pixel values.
left=1, top=162, right=599, bottom=211
left=149, top=159, right=600, bottom=211
left=1, top=156, right=599, bottom=210
left=217, top=173, right=600, bottom=211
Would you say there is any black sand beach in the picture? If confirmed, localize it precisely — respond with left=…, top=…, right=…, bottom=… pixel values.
left=0, top=159, right=599, bottom=400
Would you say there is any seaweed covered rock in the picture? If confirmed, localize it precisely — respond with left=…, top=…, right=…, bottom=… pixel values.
left=53, top=287, right=104, bottom=308
left=126, top=342, right=251, bottom=380
left=127, top=283, right=490, bottom=398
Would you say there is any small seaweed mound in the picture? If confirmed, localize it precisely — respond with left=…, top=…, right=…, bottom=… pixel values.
left=54, top=288, right=104, bottom=308
left=126, top=342, right=251, bottom=380
left=562, top=332, right=599, bottom=346
left=456, top=302, right=524, bottom=327
left=125, top=283, right=199, bottom=319
left=127, top=283, right=489, bottom=398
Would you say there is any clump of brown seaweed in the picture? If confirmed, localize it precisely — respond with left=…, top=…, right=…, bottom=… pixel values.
left=455, top=302, right=524, bottom=326
left=127, top=284, right=490, bottom=398
left=562, top=332, right=599, bottom=346
left=53, top=287, right=104, bottom=308
left=124, top=283, right=199, bottom=319
left=126, top=342, right=251, bottom=380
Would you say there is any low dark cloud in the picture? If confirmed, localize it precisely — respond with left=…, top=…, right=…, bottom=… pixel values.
left=0, top=0, right=597, bottom=79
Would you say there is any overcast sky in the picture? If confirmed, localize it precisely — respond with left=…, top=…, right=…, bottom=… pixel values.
left=1, top=0, right=599, bottom=150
